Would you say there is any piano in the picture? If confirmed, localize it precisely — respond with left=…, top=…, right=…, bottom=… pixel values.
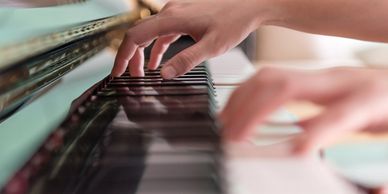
left=0, top=1, right=371, bottom=194
left=0, top=1, right=251, bottom=193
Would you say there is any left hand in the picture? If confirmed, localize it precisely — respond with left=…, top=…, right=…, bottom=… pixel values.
left=112, top=0, right=266, bottom=78
left=220, top=67, right=388, bottom=155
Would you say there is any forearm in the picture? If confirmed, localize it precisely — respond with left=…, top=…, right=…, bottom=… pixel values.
left=258, top=0, right=388, bottom=42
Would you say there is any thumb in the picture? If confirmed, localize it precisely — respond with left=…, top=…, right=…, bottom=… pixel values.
left=161, top=37, right=213, bottom=79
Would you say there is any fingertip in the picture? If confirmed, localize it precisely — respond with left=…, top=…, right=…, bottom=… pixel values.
left=112, top=58, right=129, bottom=77
left=222, top=131, right=239, bottom=143
left=161, top=65, right=178, bottom=79
left=110, top=67, right=124, bottom=77
left=147, top=59, right=159, bottom=70
left=130, top=69, right=145, bottom=77
left=221, top=125, right=247, bottom=143
left=147, top=64, right=157, bottom=71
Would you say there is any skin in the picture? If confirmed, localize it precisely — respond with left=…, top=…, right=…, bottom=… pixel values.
left=376, top=186, right=388, bottom=194
left=112, top=0, right=388, bottom=78
left=112, top=0, right=388, bottom=190
left=221, top=67, right=388, bottom=154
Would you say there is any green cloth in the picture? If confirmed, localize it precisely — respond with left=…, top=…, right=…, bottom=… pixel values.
left=0, top=0, right=132, bottom=47
left=0, top=50, right=113, bottom=188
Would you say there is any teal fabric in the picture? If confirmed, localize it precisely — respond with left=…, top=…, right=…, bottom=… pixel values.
left=0, top=0, right=131, bottom=187
left=0, top=0, right=133, bottom=47
left=0, top=50, right=114, bottom=188
left=325, top=141, right=388, bottom=187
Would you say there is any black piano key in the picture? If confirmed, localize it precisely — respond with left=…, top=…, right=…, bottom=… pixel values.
left=107, top=80, right=210, bottom=87
left=139, top=67, right=208, bottom=73
left=104, top=132, right=221, bottom=153
left=117, top=74, right=211, bottom=80
left=107, top=125, right=220, bottom=139
left=97, top=85, right=212, bottom=97
left=104, top=81, right=216, bottom=95
left=122, top=71, right=210, bottom=76
left=97, top=89, right=217, bottom=102
left=92, top=94, right=214, bottom=106
left=110, top=77, right=210, bottom=82
left=143, top=65, right=207, bottom=71
left=41, top=153, right=221, bottom=180
left=79, top=178, right=221, bottom=194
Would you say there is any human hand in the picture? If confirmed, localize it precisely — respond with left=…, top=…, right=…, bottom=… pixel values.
left=112, top=0, right=267, bottom=79
left=375, top=185, right=388, bottom=194
left=220, top=67, right=388, bottom=154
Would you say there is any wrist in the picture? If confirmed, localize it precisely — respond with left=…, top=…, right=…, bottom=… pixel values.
left=251, top=0, right=287, bottom=27
left=250, top=0, right=279, bottom=27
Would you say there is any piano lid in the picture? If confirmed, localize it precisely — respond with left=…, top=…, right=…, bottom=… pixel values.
left=0, top=0, right=137, bottom=70
left=0, top=0, right=148, bottom=121
left=0, top=0, right=89, bottom=8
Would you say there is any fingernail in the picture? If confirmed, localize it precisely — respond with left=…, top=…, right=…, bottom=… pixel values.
left=131, top=70, right=145, bottom=77
left=110, top=71, right=119, bottom=78
left=161, top=66, right=177, bottom=79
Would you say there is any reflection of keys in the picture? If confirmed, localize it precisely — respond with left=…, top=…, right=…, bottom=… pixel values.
left=0, top=0, right=87, bottom=7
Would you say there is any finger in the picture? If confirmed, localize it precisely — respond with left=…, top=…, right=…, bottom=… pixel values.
left=133, top=15, right=156, bottom=26
left=220, top=70, right=295, bottom=141
left=219, top=75, right=259, bottom=124
left=112, top=16, right=185, bottom=77
left=294, top=92, right=371, bottom=155
left=148, top=34, right=181, bottom=70
left=223, top=85, right=291, bottom=141
left=374, top=186, right=388, bottom=194
left=141, top=40, right=153, bottom=48
left=112, top=35, right=138, bottom=77
left=220, top=67, right=361, bottom=142
left=128, top=47, right=145, bottom=77
left=161, top=36, right=213, bottom=79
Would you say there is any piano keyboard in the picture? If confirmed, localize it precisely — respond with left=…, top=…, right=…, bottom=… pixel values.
left=1, top=64, right=225, bottom=194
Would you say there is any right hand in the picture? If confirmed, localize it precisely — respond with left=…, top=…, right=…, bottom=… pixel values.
left=112, top=0, right=267, bottom=79
left=375, top=186, right=388, bottom=194
left=220, top=67, right=388, bottom=155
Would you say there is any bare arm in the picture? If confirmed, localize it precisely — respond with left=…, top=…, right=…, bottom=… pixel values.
left=112, top=0, right=388, bottom=155
left=112, top=0, right=388, bottom=78
left=268, top=0, right=388, bottom=42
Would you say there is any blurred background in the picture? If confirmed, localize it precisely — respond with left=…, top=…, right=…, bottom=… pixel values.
left=243, top=27, right=388, bottom=69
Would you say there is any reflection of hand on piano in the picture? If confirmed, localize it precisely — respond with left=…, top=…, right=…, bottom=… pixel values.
left=112, top=0, right=266, bottom=79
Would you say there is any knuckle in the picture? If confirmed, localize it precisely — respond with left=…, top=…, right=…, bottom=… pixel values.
left=125, top=29, right=134, bottom=39
left=174, top=52, right=197, bottom=73
left=208, top=35, right=230, bottom=56
left=277, top=78, right=295, bottom=96
left=256, top=67, right=295, bottom=95
left=212, top=45, right=229, bottom=56
left=164, top=0, right=178, bottom=8
left=256, top=67, right=280, bottom=82
left=124, top=30, right=138, bottom=44
left=161, top=9, right=175, bottom=17
left=258, top=66, right=278, bottom=76
left=161, top=2, right=180, bottom=17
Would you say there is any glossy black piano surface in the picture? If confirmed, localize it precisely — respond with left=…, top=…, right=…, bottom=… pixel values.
left=1, top=65, right=225, bottom=194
